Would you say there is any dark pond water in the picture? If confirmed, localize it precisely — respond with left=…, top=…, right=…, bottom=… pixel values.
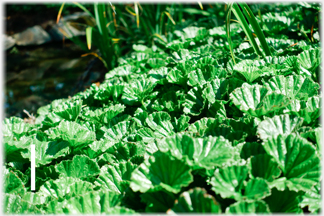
left=5, top=41, right=104, bottom=119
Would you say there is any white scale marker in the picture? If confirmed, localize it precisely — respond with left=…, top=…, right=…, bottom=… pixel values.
left=31, top=144, right=35, bottom=191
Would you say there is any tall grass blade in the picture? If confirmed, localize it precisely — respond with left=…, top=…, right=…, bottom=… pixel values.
left=135, top=2, right=140, bottom=28
left=57, top=2, right=65, bottom=23
left=86, top=26, right=93, bottom=50
left=226, top=3, right=236, bottom=64
left=238, top=2, right=272, bottom=56
left=72, top=2, right=95, bottom=19
left=198, top=2, right=203, bottom=10
left=231, top=3, right=264, bottom=57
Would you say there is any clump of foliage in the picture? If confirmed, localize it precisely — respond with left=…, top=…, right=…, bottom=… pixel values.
left=2, top=2, right=321, bottom=214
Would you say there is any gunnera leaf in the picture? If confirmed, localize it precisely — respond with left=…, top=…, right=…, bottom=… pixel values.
left=46, top=120, right=96, bottom=149
left=55, top=155, right=100, bottom=179
left=262, top=133, right=320, bottom=192
left=225, top=200, right=270, bottom=214
left=157, top=133, right=236, bottom=169
left=95, top=161, right=137, bottom=194
left=53, top=99, right=82, bottom=121
left=167, top=187, right=221, bottom=213
left=183, top=86, right=206, bottom=116
left=230, top=83, right=290, bottom=117
left=130, top=151, right=193, bottom=194
left=121, top=75, right=157, bottom=106
left=263, top=75, right=320, bottom=100
left=257, top=114, right=304, bottom=140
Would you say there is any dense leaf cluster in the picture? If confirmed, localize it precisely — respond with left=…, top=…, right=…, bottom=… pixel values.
left=2, top=2, right=321, bottom=214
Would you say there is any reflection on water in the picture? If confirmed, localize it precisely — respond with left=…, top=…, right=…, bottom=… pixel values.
left=5, top=41, right=99, bottom=118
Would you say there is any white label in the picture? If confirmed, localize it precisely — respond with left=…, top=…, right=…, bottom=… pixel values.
left=31, top=144, right=35, bottom=191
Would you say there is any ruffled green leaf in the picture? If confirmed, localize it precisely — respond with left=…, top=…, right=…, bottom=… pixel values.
left=130, top=151, right=193, bottom=193
left=83, top=104, right=125, bottom=125
left=2, top=117, right=33, bottom=139
left=257, top=114, right=303, bottom=140
left=298, top=48, right=321, bottom=72
left=37, top=177, right=94, bottom=201
left=46, top=120, right=96, bottom=149
left=122, top=75, right=157, bottom=106
left=225, top=200, right=270, bottom=214
left=21, top=139, right=69, bottom=167
left=262, top=133, right=320, bottom=191
left=248, top=154, right=281, bottom=182
left=95, top=161, right=137, bottom=194
left=157, top=133, right=236, bottom=169
left=146, top=112, right=175, bottom=138
left=168, top=188, right=221, bottom=213
left=264, top=187, right=303, bottom=213
left=263, top=75, right=319, bottom=100
left=53, top=100, right=82, bottom=121
left=183, top=86, right=206, bottom=116
left=299, top=183, right=321, bottom=213
left=55, top=155, right=100, bottom=179
left=230, top=83, right=290, bottom=117
left=63, top=190, right=120, bottom=214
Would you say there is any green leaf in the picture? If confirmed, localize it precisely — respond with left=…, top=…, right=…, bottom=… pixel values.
left=130, top=151, right=193, bottom=193
left=168, top=187, right=221, bottom=213
left=183, top=86, right=206, bottom=116
left=21, top=139, right=69, bottom=167
left=53, top=100, right=82, bottom=121
left=2, top=117, right=33, bottom=139
left=4, top=135, right=32, bottom=162
left=46, top=120, right=96, bottom=149
left=3, top=168, right=26, bottom=194
left=257, top=114, right=304, bottom=140
left=146, top=112, right=175, bottom=138
left=121, top=75, right=157, bottom=106
left=55, top=155, right=100, bottom=179
left=262, top=133, right=320, bottom=191
left=233, top=60, right=273, bottom=83
left=248, top=154, right=281, bottom=182
left=101, top=121, right=132, bottom=142
left=157, top=133, right=236, bottom=169
left=225, top=200, right=270, bottom=214
left=264, top=187, right=303, bottom=213
left=299, top=183, right=321, bottom=213
left=230, top=83, right=290, bottom=117
left=298, top=48, right=321, bottom=72
left=141, top=189, right=176, bottom=212
left=83, top=104, right=125, bottom=125
left=63, top=190, right=120, bottom=214
left=210, top=165, right=248, bottom=200
left=202, top=78, right=228, bottom=103
left=94, top=83, right=125, bottom=103
left=37, top=177, right=94, bottom=201
left=263, top=75, right=319, bottom=100
left=95, top=161, right=137, bottom=194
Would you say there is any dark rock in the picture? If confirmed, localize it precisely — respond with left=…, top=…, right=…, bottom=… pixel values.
left=4, top=34, right=16, bottom=50
left=13, top=25, right=52, bottom=46
left=47, top=12, right=95, bottom=41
